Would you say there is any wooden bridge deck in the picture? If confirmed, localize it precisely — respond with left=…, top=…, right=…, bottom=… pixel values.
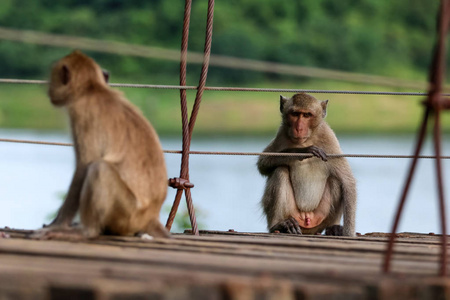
left=0, top=228, right=449, bottom=300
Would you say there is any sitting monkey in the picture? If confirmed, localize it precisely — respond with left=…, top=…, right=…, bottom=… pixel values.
left=257, top=93, right=356, bottom=236
left=41, top=51, right=169, bottom=238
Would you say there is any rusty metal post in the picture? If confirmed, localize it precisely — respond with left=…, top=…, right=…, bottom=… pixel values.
left=382, top=107, right=430, bottom=273
left=166, top=0, right=215, bottom=235
left=433, top=109, right=448, bottom=276
left=383, top=0, right=450, bottom=276
left=166, top=0, right=198, bottom=234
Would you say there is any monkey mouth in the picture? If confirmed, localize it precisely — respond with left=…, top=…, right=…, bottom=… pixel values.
left=291, top=135, right=309, bottom=144
left=291, top=128, right=309, bottom=141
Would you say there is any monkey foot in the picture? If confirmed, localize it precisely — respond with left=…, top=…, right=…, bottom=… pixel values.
left=0, top=232, right=10, bottom=238
left=270, top=217, right=302, bottom=234
left=136, top=233, right=154, bottom=240
left=325, top=225, right=343, bottom=236
left=29, top=227, right=86, bottom=241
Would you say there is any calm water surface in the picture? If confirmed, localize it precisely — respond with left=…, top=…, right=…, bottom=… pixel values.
left=1, top=129, right=449, bottom=234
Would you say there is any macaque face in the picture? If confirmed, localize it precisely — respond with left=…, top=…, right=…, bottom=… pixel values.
left=287, top=108, right=314, bottom=141
left=48, top=51, right=110, bottom=107
left=280, top=94, right=326, bottom=143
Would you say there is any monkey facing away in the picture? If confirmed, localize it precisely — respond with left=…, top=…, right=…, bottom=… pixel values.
left=257, top=93, right=356, bottom=236
left=41, top=50, right=169, bottom=238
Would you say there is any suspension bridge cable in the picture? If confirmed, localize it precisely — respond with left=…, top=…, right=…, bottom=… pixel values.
left=1, top=78, right=449, bottom=96
left=0, top=26, right=439, bottom=90
left=1, top=138, right=449, bottom=160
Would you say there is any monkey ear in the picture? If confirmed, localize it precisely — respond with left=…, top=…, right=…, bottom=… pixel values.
left=60, top=65, right=70, bottom=85
left=280, top=95, right=289, bottom=113
left=102, top=69, right=110, bottom=83
left=321, top=100, right=329, bottom=118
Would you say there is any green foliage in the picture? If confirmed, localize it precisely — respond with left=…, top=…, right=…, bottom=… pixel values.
left=0, top=1, right=448, bottom=135
left=4, top=79, right=450, bottom=135
left=0, top=0, right=443, bottom=84
left=163, top=204, right=207, bottom=233
left=46, top=192, right=66, bottom=222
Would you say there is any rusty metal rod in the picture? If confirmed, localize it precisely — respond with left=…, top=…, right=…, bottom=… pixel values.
left=184, top=188, right=198, bottom=235
left=383, top=106, right=430, bottom=273
left=166, top=0, right=215, bottom=236
left=166, top=0, right=196, bottom=233
left=166, top=189, right=184, bottom=231
left=188, top=0, right=215, bottom=139
left=433, top=109, right=447, bottom=276
left=384, top=0, right=450, bottom=276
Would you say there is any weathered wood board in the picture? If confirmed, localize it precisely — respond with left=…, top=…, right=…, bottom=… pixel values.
left=0, top=228, right=449, bottom=299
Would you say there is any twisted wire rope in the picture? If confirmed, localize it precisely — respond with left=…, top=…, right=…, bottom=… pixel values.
left=165, top=0, right=196, bottom=233
left=1, top=138, right=449, bottom=160
left=2, top=78, right=450, bottom=96
left=0, top=26, right=443, bottom=90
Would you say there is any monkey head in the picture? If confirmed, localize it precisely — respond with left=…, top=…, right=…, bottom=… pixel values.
left=48, top=50, right=110, bottom=106
left=280, top=93, right=328, bottom=143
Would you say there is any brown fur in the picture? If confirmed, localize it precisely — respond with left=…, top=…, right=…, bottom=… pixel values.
left=44, top=50, right=169, bottom=238
left=257, top=93, right=357, bottom=236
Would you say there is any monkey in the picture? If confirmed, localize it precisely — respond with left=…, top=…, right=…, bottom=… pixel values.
left=38, top=50, right=169, bottom=239
left=257, top=93, right=356, bottom=236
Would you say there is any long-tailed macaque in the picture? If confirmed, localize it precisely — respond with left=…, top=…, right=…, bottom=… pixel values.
left=41, top=50, right=169, bottom=238
left=257, top=93, right=356, bottom=236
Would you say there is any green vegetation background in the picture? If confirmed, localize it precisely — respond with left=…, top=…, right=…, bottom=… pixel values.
left=0, top=0, right=449, bottom=135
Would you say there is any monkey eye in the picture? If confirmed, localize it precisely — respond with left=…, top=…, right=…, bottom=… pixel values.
left=303, top=112, right=313, bottom=118
left=290, top=111, right=301, bottom=117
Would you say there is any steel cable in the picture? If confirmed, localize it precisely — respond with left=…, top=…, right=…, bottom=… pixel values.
left=3, top=78, right=450, bottom=96
left=1, top=138, right=449, bottom=160
left=0, top=26, right=442, bottom=90
left=165, top=0, right=196, bottom=233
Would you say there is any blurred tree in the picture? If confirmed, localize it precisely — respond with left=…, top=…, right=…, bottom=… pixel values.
left=0, top=0, right=442, bottom=84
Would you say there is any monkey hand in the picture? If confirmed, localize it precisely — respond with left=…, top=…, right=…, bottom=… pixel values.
left=270, top=217, right=302, bottom=234
left=305, top=146, right=328, bottom=161
left=325, top=225, right=344, bottom=236
left=281, top=146, right=327, bottom=161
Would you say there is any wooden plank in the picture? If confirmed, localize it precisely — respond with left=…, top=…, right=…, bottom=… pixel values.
left=0, top=234, right=442, bottom=278
left=0, top=233, right=428, bottom=266
left=1, top=229, right=449, bottom=299
left=0, top=231, right=445, bottom=273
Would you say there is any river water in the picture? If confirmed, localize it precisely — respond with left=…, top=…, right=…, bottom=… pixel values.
left=1, top=129, right=449, bottom=234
